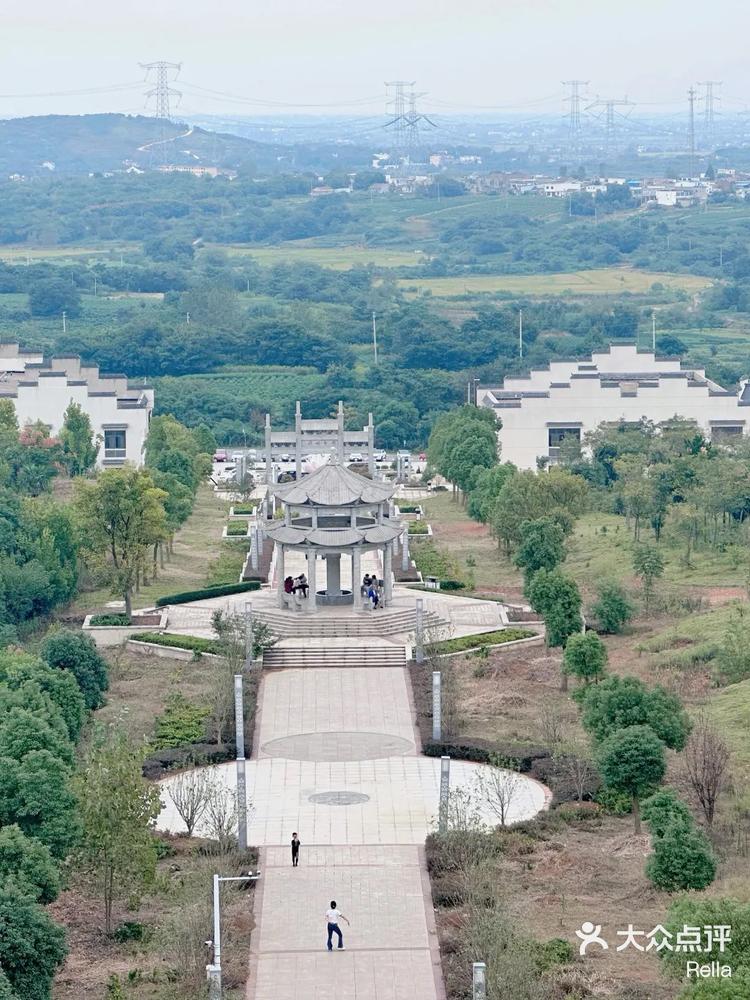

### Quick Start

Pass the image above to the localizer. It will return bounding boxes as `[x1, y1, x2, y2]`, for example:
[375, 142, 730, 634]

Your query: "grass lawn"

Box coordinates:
[711, 679, 750, 780]
[399, 268, 713, 298]
[75, 484, 235, 611]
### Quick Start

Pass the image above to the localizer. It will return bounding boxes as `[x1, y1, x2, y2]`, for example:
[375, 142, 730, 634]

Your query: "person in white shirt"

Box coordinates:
[325, 900, 350, 951]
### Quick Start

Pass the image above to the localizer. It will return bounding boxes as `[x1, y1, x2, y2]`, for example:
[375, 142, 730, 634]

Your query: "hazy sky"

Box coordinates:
[1, 0, 746, 119]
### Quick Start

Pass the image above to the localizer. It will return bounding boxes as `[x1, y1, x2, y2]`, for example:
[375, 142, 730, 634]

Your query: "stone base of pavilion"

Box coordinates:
[163, 580, 519, 647]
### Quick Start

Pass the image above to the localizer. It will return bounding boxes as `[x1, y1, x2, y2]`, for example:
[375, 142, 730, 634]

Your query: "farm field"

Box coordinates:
[0, 243, 135, 263]
[214, 242, 426, 270]
[399, 267, 714, 297]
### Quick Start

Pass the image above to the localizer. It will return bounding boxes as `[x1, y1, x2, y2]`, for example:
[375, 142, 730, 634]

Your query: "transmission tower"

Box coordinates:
[688, 86, 697, 175]
[585, 96, 635, 155]
[385, 81, 434, 161]
[562, 79, 589, 154]
[140, 61, 182, 120]
[385, 81, 413, 155]
[697, 80, 722, 149]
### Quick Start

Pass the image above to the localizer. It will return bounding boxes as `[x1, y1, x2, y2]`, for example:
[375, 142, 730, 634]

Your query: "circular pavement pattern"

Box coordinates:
[308, 791, 371, 806]
[260, 730, 414, 762]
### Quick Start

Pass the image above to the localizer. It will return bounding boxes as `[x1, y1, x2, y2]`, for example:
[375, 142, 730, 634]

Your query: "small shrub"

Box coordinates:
[646, 820, 716, 892]
[591, 581, 633, 634]
[642, 789, 693, 839]
[112, 922, 151, 944]
[439, 578, 466, 590]
[555, 801, 603, 824]
[534, 938, 575, 972]
[152, 694, 210, 750]
[595, 787, 632, 815]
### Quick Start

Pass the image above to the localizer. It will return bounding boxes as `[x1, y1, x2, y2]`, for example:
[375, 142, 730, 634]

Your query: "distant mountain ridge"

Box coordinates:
[0, 113, 281, 176]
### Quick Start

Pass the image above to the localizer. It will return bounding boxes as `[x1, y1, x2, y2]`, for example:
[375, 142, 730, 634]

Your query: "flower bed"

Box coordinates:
[407, 521, 430, 535]
[230, 504, 256, 516]
[88, 613, 162, 627]
[154, 580, 260, 607]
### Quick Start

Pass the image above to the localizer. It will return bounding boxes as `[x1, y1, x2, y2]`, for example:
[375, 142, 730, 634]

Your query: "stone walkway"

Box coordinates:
[157, 667, 549, 999]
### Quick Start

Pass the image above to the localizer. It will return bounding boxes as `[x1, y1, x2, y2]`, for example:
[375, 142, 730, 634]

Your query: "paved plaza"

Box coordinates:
[156, 666, 549, 1000]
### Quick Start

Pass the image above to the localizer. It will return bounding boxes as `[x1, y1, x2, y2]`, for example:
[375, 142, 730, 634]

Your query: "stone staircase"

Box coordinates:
[253, 606, 449, 639]
[262, 641, 407, 670]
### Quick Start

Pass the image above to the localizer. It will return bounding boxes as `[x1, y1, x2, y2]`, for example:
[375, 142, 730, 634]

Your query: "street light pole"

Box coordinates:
[234, 674, 247, 851]
[207, 871, 261, 998]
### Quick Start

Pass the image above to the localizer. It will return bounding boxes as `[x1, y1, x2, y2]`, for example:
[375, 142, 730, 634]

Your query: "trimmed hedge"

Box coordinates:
[424, 739, 551, 772]
[439, 579, 466, 591]
[226, 521, 249, 536]
[428, 627, 535, 655]
[231, 504, 255, 514]
[155, 580, 260, 607]
[142, 742, 235, 780]
[89, 613, 131, 627]
[398, 504, 422, 514]
[408, 521, 429, 535]
[130, 632, 223, 655]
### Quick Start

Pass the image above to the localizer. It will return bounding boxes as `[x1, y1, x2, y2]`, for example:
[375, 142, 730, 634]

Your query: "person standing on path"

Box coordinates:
[325, 900, 349, 951]
[291, 832, 301, 867]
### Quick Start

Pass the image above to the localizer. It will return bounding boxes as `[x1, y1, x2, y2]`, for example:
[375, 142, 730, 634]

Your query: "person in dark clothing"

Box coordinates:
[291, 832, 301, 866]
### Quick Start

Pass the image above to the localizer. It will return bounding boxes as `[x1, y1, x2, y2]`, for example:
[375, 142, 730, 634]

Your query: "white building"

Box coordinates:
[0, 343, 153, 467]
[478, 344, 749, 470]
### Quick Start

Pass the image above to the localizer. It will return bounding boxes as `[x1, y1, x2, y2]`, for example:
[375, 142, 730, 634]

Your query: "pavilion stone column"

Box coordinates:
[307, 547, 318, 612]
[326, 553, 342, 597]
[383, 543, 393, 605]
[401, 529, 410, 572]
[276, 543, 285, 608]
[351, 547, 361, 613]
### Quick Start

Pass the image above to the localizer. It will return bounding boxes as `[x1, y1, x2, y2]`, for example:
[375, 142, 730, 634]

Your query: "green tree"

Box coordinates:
[0, 888, 67, 1000]
[514, 517, 566, 592]
[646, 818, 716, 891]
[74, 467, 167, 616]
[74, 727, 161, 933]
[591, 580, 633, 634]
[0, 650, 86, 742]
[59, 401, 99, 477]
[563, 631, 608, 686]
[0, 706, 73, 766]
[598, 725, 667, 833]
[0, 750, 78, 859]
[0, 825, 60, 903]
[40, 630, 108, 711]
[642, 788, 694, 839]
[28, 278, 81, 318]
[580, 675, 690, 750]
[527, 568, 582, 689]
[632, 544, 665, 611]
[466, 462, 516, 523]
[659, 898, 750, 986]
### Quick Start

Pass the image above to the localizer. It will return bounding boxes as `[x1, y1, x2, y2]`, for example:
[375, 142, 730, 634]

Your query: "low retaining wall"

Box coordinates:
[125, 638, 226, 662]
[83, 610, 168, 648]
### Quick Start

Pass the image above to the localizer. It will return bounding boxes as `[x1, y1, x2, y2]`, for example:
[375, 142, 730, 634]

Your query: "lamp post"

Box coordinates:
[207, 871, 261, 999]
[234, 674, 247, 851]
[472, 961, 487, 999]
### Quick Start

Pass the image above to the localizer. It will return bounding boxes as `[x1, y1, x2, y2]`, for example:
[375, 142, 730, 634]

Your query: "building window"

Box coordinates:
[548, 427, 581, 448]
[104, 428, 127, 459]
[712, 425, 743, 441]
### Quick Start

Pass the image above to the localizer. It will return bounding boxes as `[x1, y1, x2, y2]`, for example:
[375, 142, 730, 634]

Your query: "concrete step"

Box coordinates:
[254, 608, 447, 638]
[262, 645, 407, 670]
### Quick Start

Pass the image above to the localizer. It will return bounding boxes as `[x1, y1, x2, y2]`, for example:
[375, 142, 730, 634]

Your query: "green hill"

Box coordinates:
[0, 113, 280, 176]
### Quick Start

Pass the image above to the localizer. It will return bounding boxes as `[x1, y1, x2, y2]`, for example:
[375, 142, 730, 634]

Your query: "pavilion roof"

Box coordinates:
[264, 521, 401, 548]
[271, 460, 394, 507]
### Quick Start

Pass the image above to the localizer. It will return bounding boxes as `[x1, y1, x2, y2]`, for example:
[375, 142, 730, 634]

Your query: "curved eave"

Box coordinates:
[265, 523, 402, 547]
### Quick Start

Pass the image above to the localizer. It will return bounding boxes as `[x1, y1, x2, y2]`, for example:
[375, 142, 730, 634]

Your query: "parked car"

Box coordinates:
[373, 449, 387, 462]
[348, 452, 365, 464]
[418, 452, 427, 461]
[213, 450, 228, 462]
[279, 453, 292, 463]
